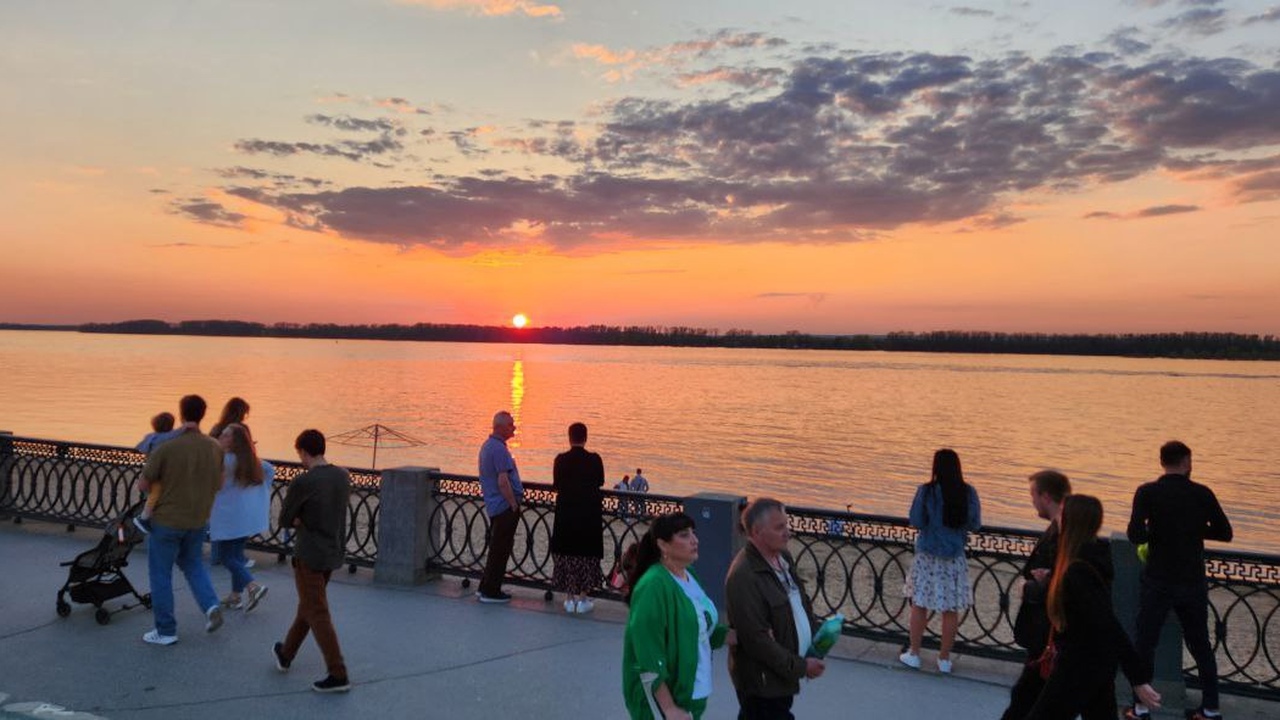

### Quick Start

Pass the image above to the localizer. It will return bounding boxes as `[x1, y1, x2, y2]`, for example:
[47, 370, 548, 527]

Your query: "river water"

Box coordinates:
[2, 330, 1277, 551]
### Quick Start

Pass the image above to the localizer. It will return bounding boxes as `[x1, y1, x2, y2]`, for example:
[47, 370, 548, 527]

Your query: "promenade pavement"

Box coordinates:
[0, 520, 1271, 720]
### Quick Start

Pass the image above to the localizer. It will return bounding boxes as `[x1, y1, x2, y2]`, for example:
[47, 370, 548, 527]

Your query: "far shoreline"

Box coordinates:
[2, 321, 1279, 361]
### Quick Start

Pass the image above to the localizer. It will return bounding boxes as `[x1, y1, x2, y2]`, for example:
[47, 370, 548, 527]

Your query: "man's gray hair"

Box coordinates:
[492, 411, 513, 428]
[741, 497, 786, 534]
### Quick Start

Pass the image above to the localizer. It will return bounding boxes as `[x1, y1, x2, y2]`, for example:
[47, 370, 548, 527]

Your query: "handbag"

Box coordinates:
[1030, 627, 1057, 680]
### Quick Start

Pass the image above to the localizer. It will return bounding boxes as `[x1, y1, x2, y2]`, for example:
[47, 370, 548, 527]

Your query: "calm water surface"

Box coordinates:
[2, 330, 1277, 551]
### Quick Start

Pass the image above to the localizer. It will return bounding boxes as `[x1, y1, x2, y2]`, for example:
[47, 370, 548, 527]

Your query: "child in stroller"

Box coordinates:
[55, 499, 152, 624]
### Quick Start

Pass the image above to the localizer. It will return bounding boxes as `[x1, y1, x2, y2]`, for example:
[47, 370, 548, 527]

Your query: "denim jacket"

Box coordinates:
[908, 483, 981, 558]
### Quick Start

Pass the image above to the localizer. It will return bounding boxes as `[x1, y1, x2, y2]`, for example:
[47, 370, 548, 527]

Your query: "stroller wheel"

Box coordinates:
[95, 608, 111, 625]
[56, 600, 71, 618]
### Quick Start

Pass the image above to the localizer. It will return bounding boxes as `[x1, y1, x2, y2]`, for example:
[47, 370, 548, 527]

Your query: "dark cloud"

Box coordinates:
[234, 135, 404, 163]
[171, 200, 247, 228]
[305, 114, 406, 135]
[216, 166, 328, 188]
[148, 188, 171, 194]
[1136, 203, 1201, 216]
[1243, 7, 1280, 25]
[1105, 27, 1152, 55]
[200, 47, 1280, 253]
[1084, 204, 1200, 219]
[1160, 8, 1227, 35]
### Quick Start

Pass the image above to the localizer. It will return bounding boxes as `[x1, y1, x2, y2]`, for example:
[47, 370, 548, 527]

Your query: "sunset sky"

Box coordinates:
[2, 0, 1278, 334]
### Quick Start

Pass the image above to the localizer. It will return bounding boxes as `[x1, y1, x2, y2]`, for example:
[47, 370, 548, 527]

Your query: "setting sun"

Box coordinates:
[512, 313, 529, 329]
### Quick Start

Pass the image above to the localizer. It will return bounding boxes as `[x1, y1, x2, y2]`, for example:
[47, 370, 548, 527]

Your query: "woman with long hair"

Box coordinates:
[622, 513, 730, 720]
[900, 448, 981, 673]
[208, 423, 272, 612]
[1025, 495, 1161, 719]
[209, 397, 250, 440]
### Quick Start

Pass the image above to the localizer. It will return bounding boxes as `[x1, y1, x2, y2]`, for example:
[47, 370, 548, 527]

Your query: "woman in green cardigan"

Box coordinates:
[622, 513, 730, 720]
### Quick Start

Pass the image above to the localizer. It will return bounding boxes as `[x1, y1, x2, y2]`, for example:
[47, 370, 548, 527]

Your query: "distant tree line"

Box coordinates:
[62, 320, 1280, 360]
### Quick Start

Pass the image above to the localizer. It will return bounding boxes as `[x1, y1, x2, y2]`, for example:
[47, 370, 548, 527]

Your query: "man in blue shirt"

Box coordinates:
[477, 411, 524, 603]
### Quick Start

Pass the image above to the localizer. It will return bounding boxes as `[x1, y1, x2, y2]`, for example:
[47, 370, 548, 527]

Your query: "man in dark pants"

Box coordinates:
[273, 429, 352, 693]
[477, 410, 524, 603]
[1125, 441, 1233, 720]
[726, 498, 825, 720]
[1000, 470, 1071, 720]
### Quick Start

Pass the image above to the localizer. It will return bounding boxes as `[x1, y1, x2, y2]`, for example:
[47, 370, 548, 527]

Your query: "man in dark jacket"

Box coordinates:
[272, 429, 352, 693]
[1000, 469, 1071, 720]
[1126, 441, 1232, 720]
[725, 498, 825, 720]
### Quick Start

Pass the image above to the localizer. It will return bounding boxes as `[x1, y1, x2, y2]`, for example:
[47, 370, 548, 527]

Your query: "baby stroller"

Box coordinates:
[55, 499, 152, 624]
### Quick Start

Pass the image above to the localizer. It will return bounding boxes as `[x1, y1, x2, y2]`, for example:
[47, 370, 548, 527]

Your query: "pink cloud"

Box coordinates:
[396, 0, 562, 19]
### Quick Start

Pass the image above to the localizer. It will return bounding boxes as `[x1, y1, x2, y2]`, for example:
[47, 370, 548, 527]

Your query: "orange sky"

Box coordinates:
[2, 1, 1278, 334]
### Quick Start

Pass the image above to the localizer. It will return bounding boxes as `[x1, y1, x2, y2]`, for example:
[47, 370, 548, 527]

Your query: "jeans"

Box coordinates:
[281, 558, 347, 680]
[147, 522, 219, 636]
[479, 508, 520, 597]
[213, 537, 253, 593]
[1134, 576, 1219, 710]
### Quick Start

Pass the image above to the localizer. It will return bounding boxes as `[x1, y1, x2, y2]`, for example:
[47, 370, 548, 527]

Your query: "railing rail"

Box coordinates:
[2, 436, 1277, 700]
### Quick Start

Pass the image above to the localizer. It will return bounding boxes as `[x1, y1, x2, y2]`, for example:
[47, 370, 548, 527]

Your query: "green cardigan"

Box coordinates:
[622, 564, 729, 719]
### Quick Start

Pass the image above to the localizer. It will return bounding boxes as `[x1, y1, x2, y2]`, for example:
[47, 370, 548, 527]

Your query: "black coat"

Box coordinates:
[550, 446, 605, 557]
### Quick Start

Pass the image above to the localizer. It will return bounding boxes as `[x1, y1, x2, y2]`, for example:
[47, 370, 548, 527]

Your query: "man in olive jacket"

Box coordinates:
[725, 498, 825, 720]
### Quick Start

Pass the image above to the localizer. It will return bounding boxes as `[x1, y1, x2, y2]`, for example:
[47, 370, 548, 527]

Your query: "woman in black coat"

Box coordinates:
[551, 422, 605, 614]
[1024, 495, 1161, 720]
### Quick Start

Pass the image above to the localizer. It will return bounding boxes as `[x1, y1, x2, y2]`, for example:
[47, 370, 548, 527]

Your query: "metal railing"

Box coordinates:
[2, 435, 1277, 699]
[0, 436, 379, 571]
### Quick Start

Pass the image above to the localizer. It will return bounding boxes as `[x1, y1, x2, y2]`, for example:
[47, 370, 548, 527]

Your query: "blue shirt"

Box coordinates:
[908, 482, 982, 558]
[136, 429, 183, 454]
[478, 433, 523, 517]
[209, 457, 274, 541]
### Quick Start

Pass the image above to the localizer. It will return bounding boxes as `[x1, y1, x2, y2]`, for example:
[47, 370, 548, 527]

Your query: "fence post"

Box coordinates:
[1111, 532, 1186, 716]
[0, 432, 12, 518]
[683, 492, 746, 612]
[374, 466, 439, 586]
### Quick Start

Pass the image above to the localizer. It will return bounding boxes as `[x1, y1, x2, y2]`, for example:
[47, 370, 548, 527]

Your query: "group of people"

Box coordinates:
[600, 441, 1233, 720]
[134, 394, 355, 694]
[133, 402, 1236, 718]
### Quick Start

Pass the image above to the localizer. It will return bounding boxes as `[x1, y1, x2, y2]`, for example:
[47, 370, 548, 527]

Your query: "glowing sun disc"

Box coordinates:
[512, 313, 529, 329]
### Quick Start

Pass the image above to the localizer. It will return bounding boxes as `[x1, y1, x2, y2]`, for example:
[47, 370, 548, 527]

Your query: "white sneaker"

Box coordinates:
[205, 605, 224, 633]
[575, 599, 595, 614]
[143, 629, 178, 646]
[244, 585, 268, 613]
[898, 650, 921, 669]
[244, 558, 256, 569]
[563, 599, 576, 614]
[937, 658, 953, 674]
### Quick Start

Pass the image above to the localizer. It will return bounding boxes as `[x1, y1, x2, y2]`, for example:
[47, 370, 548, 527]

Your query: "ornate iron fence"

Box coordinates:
[0, 436, 379, 571]
[426, 471, 682, 600]
[2, 436, 1277, 699]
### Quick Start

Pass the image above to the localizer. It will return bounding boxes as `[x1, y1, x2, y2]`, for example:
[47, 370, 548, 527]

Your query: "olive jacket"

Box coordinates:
[725, 543, 819, 699]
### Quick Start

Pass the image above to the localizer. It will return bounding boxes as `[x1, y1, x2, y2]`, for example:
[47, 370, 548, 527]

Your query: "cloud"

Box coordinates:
[1160, 8, 1227, 35]
[197, 46, 1280, 254]
[1243, 6, 1280, 25]
[171, 199, 247, 228]
[305, 114, 405, 134]
[571, 31, 787, 83]
[1136, 203, 1201, 216]
[234, 133, 404, 163]
[755, 292, 829, 305]
[395, 0, 561, 19]
[1084, 204, 1201, 219]
[950, 7, 996, 17]
[1105, 27, 1153, 55]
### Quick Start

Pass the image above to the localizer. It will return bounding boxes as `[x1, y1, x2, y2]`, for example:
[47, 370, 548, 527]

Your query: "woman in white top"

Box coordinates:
[210, 423, 272, 611]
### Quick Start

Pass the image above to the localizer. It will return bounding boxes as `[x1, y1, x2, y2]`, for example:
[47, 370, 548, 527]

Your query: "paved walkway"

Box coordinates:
[0, 521, 1270, 720]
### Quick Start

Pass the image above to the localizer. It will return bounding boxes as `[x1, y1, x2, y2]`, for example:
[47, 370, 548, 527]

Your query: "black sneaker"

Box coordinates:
[477, 591, 512, 604]
[1187, 710, 1223, 720]
[312, 675, 351, 693]
[272, 642, 291, 673]
[1124, 707, 1150, 720]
